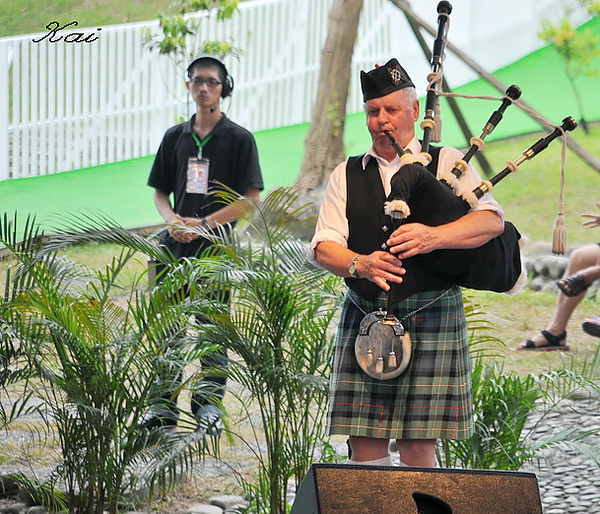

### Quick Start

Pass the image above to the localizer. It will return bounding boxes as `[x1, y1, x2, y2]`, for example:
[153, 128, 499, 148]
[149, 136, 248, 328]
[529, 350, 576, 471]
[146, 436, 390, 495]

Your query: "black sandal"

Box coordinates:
[519, 329, 569, 351]
[582, 316, 600, 338]
[557, 273, 590, 297]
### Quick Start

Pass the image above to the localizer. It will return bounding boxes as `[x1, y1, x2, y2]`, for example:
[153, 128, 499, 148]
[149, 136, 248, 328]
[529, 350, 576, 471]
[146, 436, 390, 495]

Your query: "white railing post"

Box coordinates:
[0, 41, 9, 180]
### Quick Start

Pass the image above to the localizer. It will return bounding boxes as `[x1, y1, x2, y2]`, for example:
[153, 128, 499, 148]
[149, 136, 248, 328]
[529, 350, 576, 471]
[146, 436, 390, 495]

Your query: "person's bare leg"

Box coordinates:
[348, 436, 391, 463]
[396, 439, 437, 467]
[520, 244, 600, 348]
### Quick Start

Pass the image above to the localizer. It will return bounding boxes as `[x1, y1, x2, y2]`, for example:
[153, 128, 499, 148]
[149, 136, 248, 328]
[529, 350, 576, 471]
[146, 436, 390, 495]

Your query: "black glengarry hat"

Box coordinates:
[360, 58, 415, 101]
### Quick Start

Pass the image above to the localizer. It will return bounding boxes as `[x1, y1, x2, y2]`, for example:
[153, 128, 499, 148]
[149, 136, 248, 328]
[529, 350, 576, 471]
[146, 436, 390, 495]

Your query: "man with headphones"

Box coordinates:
[147, 55, 264, 433]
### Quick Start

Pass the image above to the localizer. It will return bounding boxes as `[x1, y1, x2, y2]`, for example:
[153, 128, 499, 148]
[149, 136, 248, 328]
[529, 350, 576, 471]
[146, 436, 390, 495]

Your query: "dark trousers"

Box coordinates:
[151, 259, 229, 415]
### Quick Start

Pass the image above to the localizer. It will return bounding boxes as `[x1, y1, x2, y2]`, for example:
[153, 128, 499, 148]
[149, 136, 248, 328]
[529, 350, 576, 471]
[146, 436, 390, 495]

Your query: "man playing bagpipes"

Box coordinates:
[307, 58, 505, 468]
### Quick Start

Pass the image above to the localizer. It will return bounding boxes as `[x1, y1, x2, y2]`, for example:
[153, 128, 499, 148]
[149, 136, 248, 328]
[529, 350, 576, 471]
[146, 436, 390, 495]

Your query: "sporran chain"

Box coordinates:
[349, 287, 452, 322]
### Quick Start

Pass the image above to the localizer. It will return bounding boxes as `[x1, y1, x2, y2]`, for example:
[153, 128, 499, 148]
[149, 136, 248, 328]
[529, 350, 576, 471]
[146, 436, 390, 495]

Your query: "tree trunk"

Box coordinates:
[293, 0, 364, 194]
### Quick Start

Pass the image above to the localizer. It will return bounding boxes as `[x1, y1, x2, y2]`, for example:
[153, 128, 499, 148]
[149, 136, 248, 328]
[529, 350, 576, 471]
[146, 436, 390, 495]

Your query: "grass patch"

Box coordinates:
[0, 0, 252, 37]
[0, 0, 176, 37]
[468, 288, 600, 376]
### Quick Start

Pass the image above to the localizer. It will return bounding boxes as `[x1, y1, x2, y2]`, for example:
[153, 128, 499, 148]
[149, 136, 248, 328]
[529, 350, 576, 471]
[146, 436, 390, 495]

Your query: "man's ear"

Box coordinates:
[412, 99, 420, 122]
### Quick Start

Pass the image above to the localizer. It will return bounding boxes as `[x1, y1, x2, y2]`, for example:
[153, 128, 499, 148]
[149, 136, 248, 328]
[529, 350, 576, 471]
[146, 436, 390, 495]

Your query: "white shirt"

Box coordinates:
[307, 136, 504, 265]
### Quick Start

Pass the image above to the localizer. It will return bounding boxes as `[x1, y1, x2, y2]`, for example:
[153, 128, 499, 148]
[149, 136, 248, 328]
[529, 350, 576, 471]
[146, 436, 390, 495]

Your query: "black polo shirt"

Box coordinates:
[148, 114, 264, 258]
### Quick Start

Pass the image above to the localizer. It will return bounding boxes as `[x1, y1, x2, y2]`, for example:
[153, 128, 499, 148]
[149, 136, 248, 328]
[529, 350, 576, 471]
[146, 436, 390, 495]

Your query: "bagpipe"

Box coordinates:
[380, 1, 577, 302]
[384, 117, 576, 302]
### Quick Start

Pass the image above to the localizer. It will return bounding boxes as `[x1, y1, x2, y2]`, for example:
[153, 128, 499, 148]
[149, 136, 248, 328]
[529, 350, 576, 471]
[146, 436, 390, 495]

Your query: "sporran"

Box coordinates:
[354, 309, 412, 380]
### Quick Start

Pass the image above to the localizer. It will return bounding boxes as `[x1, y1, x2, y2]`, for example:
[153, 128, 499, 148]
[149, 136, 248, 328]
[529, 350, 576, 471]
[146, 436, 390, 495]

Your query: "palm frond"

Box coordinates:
[37, 211, 177, 267]
[0, 472, 68, 511]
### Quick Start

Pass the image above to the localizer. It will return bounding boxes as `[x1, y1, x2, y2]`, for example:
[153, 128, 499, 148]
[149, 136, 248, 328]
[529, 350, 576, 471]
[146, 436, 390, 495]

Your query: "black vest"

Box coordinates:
[344, 146, 444, 300]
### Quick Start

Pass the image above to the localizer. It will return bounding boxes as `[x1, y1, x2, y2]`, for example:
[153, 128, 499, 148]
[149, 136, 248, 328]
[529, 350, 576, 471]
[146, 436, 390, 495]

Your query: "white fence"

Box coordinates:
[0, 0, 587, 180]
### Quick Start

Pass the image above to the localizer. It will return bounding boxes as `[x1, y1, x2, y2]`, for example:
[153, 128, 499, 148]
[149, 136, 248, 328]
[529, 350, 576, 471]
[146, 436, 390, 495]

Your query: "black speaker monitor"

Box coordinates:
[291, 463, 542, 513]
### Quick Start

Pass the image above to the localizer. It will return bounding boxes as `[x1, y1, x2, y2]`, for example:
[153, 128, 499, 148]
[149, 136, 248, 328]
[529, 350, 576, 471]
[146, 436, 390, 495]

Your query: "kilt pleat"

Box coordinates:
[326, 285, 473, 441]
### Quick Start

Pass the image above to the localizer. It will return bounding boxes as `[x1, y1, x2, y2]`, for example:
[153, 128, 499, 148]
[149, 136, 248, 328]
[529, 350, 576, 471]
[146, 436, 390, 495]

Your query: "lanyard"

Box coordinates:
[191, 132, 212, 159]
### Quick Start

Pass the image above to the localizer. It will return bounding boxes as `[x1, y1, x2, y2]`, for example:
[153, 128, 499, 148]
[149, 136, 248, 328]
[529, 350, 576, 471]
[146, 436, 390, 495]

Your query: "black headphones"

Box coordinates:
[187, 55, 234, 99]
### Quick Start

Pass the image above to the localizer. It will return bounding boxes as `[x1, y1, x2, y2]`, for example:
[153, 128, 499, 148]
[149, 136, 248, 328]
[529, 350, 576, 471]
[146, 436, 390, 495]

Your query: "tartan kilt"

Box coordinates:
[326, 285, 473, 441]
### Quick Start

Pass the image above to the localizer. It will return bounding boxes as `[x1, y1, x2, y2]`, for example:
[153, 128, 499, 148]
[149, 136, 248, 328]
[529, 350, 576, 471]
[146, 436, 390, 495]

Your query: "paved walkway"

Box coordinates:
[522, 397, 600, 513]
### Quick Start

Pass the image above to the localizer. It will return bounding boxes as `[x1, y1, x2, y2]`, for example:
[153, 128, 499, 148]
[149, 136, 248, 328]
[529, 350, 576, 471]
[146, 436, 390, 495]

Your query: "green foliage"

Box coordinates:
[0, 216, 45, 430]
[576, 0, 600, 16]
[189, 188, 341, 513]
[539, 18, 600, 79]
[148, 14, 194, 55]
[538, 3, 600, 130]
[0, 213, 221, 513]
[142, 0, 241, 72]
[2, 188, 340, 513]
[0, 473, 68, 511]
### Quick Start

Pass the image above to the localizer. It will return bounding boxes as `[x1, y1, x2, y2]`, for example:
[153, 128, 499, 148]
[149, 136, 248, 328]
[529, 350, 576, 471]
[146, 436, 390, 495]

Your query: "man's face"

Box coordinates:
[365, 89, 419, 157]
[186, 63, 224, 110]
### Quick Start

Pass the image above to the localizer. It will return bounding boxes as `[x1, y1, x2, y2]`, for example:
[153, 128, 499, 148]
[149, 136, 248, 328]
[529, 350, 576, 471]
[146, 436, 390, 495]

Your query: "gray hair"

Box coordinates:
[363, 86, 418, 110]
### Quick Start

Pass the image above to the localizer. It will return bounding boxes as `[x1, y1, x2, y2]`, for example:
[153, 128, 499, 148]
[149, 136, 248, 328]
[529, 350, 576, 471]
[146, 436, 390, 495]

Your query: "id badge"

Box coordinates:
[186, 157, 209, 194]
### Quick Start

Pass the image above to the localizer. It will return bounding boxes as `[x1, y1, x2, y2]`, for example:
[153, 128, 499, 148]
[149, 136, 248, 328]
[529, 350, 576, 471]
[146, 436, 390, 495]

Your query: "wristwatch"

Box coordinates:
[348, 254, 361, 278]
[200, 217, 211, 230]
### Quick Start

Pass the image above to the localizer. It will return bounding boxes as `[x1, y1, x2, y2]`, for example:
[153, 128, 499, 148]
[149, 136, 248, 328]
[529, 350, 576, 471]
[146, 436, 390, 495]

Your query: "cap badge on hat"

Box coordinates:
[388, 64, 404, 86]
